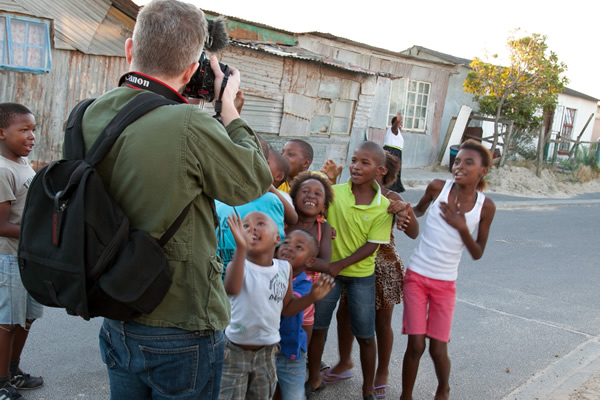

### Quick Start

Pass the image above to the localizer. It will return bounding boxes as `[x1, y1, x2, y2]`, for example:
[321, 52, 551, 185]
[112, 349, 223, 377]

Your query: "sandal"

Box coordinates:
[320, 368, 354, 384]
[374, 384, 387, 399]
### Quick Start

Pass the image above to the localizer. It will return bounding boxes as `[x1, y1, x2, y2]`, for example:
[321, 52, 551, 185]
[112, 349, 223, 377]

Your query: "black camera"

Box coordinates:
[184, 51, 228, 102]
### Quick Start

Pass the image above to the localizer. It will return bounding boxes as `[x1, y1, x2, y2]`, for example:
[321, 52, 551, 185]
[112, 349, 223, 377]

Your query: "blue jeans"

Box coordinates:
[275, 352, 306, 400]
[99, 318, 224, 399]
[313, 274, 376, 339]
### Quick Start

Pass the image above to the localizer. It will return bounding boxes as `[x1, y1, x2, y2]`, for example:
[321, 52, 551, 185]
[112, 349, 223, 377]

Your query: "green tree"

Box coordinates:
[464, 31, 568, 174]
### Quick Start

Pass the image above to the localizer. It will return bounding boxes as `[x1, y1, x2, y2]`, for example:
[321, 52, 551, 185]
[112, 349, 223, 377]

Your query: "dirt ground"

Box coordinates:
[484, 164, 600, 198]
[569, 373, 600, 400]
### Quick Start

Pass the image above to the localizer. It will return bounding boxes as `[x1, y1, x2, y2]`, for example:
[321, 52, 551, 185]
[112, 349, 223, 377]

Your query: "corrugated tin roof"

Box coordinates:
[404, 45, 473, 66]
[230, 39, 375, 75]
[1, 0, 138, 57]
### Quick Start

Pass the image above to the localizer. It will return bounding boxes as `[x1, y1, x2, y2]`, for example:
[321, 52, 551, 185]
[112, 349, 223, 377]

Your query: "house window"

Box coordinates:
[388, 78, 431, 133]
[311, 100, 354, 135]
[558, 107, 576, 154]
[0, 14, 52, 73]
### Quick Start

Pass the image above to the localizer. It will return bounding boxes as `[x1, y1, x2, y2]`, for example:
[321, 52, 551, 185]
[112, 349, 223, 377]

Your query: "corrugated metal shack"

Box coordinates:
[2, 2, 456, 173]
[207, 14, 456, 174]
[0, 0, 136, 169]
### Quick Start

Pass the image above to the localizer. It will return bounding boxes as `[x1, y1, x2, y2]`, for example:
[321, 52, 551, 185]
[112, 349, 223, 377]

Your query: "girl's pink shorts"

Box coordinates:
[402, 269, 456, 343]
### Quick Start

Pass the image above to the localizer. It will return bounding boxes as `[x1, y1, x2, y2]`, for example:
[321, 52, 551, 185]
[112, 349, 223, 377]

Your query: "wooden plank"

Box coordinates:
[437, 117, 456, 163]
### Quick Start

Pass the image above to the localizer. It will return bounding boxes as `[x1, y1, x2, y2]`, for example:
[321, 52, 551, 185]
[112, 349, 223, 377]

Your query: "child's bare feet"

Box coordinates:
[434, 385, 450, 400]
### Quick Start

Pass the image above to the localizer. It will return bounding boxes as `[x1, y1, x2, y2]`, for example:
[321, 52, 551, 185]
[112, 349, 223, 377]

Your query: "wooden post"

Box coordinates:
[536, 125, 545, 178]
[568, 112, 595, 162]
[499, 120, 514, 167]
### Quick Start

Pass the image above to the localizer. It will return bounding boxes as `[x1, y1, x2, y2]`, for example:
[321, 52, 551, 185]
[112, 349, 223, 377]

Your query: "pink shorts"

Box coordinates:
[402, 269, 456, 343]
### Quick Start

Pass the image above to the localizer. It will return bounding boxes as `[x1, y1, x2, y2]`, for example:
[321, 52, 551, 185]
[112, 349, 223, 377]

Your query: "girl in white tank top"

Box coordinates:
[400, 140, 497, 400]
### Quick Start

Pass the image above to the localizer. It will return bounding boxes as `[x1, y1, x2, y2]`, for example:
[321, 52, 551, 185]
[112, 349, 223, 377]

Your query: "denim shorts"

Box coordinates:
[275, 351, 306, 400]
[313, 274, 375, 339]
[0, 254, 43, 327]
[99, 318, 224, 400]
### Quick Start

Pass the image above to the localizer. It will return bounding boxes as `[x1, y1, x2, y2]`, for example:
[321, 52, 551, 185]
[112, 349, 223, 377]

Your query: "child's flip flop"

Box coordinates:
[320, 368, 354, 384]
[374, 384, 387, 399]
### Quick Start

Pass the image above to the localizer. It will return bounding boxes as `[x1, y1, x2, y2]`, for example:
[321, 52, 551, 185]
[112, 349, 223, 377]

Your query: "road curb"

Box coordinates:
[502, 337, 600, 400]
[495, 199, 600, 210]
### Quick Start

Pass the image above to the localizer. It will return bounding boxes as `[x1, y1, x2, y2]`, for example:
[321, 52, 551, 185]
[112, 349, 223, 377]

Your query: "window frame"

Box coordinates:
[558, 107, 576, 154]
[310, 99, 355, 136]
[0, 13, 52, 73]
[388, 78, 431, 133]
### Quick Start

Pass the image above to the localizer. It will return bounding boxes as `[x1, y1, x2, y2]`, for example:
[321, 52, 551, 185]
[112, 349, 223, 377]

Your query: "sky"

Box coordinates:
[134, 0, 600, 100]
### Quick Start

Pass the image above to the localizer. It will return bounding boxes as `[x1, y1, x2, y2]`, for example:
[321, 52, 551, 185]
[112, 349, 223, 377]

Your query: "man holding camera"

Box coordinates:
[82, 1, 272, 398]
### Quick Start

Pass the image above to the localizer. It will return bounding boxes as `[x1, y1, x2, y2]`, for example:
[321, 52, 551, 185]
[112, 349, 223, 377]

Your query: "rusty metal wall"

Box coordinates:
[0, 48, 128, 168]
[219, 47, 285, 135]
[18, 0, 111, 51]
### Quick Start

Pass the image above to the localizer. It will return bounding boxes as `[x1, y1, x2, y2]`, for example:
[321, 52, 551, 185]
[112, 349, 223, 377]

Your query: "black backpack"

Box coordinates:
[18, 92, 189, 321]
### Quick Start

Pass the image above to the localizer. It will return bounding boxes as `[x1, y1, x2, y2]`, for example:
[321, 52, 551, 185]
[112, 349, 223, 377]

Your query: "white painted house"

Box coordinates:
[548, 88, 599, 159]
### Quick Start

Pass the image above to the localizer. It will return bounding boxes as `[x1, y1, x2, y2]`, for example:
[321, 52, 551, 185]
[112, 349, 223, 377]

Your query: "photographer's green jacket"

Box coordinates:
[80, 86, 272, 331]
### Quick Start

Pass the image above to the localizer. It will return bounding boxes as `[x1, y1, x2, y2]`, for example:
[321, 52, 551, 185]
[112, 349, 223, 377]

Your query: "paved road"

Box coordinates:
[20, 191, 600, 399]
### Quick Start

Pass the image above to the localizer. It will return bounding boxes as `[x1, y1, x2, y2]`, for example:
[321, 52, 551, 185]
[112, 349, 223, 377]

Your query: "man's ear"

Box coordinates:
[377, 165, 388, 177]
[274, 234, 282, 246]
[182, 62, 199, 85]
[125, 38, 133, 64]
[305, 256, 316, 268]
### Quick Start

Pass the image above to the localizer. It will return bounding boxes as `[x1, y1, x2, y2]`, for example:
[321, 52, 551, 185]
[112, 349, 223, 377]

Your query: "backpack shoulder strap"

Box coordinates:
[63, 98, 96, 160]
[85, 92, 178, 166]
[158, 202, 192, 247]
[81, 92, 187, 245]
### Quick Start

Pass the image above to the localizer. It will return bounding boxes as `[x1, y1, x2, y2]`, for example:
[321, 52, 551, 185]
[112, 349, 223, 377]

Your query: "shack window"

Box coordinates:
[311, 100, 354, 135]
[0, 14, 52, 73]
[388, 78, 430, 133]
[558, 107, 576, 154]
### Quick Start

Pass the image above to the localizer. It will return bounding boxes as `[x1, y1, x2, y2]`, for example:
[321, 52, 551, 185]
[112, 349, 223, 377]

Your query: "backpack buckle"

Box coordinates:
[52, 191, 67, 246]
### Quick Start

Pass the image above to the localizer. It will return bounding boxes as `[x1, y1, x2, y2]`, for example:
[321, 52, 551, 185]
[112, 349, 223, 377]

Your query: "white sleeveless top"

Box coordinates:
[225, 258, 291, 346]
[408, 180, 485, 281]
[383, 127, 404, 150]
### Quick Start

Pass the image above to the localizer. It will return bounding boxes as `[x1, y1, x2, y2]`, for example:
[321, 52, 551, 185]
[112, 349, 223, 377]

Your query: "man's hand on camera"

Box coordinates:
[210, 55, 240, 126]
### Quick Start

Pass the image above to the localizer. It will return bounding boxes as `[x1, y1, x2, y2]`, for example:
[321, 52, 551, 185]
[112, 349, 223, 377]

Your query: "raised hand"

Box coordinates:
[320, 158, 343, 185]
[310, 273, 335, 301]
[227, 212, 248, 251]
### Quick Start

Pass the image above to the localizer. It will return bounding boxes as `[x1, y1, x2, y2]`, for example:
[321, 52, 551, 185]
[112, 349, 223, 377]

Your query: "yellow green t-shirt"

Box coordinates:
[277, 180, 291, 193]
[328, 181, 393, 277]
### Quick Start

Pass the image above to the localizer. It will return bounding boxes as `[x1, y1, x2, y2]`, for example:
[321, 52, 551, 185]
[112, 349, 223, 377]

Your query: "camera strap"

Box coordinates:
[213, 65, 230, 124]
[119, 72, 187, 104]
